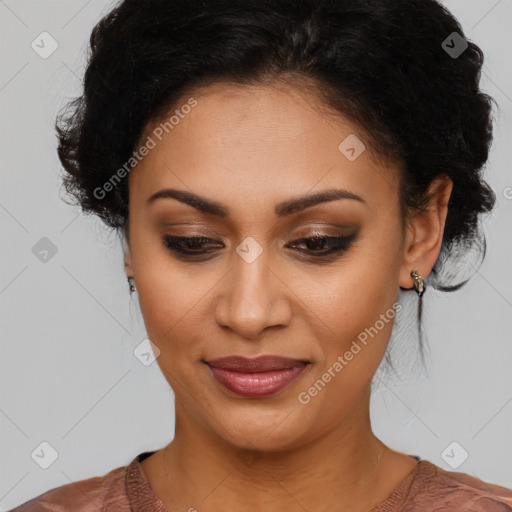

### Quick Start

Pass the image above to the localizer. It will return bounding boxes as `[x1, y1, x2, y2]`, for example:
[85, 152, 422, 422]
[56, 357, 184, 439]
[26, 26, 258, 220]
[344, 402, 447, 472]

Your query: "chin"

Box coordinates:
[209, 407, 313, 453]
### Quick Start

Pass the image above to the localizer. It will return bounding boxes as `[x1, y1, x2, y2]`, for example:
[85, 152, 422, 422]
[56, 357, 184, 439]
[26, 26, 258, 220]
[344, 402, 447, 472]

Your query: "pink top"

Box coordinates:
[10, 451, 512, 511]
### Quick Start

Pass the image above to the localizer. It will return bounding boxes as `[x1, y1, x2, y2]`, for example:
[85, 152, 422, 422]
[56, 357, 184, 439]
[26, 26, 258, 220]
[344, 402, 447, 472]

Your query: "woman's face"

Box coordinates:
[125, 81, 417, 451]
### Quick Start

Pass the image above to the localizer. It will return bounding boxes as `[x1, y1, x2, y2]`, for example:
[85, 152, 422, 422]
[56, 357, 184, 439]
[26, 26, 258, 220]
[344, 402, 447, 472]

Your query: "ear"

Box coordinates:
[123, 236, 133, 277]
[399, 174, 453, 289]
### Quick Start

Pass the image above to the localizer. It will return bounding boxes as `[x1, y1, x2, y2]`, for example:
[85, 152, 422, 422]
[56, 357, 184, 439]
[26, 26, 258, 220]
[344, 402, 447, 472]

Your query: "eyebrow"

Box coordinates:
[146, 187, 365, 217]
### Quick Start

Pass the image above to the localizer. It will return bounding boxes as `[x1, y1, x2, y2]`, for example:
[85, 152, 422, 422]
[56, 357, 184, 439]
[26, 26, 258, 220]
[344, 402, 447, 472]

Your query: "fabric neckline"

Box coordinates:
[125, 451, 425, 512]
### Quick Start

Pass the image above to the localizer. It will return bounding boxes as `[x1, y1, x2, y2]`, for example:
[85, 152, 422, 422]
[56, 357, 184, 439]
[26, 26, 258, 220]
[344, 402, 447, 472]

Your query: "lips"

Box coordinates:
[205, 355, 310, 373]
[204, 355, 311, 397]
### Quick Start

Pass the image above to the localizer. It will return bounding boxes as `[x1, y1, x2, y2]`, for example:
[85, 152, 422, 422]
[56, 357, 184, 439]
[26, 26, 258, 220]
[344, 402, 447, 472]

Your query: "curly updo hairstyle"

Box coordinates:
[56, 0, 497, 360]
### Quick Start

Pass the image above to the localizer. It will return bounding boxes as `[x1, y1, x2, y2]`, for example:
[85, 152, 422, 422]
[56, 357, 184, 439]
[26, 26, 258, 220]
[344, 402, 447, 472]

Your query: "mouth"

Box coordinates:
[203, 355, 312, 398]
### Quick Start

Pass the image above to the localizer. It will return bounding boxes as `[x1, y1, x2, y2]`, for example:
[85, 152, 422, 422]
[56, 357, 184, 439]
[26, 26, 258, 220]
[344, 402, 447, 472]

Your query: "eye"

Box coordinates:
[162, 232, 359, 261]
[286, 233, 358, 257]
[162, 236, 222, 256]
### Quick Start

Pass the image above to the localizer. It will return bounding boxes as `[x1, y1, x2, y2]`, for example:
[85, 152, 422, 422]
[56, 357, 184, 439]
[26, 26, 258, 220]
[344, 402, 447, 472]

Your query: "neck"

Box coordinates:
[151, 388, 405, 512]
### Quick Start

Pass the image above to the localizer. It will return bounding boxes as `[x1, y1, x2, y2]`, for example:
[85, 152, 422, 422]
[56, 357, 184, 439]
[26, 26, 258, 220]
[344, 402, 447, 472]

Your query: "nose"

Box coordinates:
[214, 250, 292, 340]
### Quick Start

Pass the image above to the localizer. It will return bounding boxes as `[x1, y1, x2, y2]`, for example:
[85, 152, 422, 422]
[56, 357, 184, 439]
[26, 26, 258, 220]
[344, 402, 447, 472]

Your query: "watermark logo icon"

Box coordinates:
[236, 237, 263, 264]
[32, 237, 58, 263]
[31, 441, 59, 469]
[441, 441, 469, 469]
[236, 442, 263, 467]
[441, 32, 468, 59]
[31, 32, 59, 59]
[133, 338, 161, 366]
[338, 134, 366, 161]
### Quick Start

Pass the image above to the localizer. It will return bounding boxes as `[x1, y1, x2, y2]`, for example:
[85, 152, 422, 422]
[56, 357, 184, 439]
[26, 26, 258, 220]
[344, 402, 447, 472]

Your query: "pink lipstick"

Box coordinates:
[205, 355, 310, 398]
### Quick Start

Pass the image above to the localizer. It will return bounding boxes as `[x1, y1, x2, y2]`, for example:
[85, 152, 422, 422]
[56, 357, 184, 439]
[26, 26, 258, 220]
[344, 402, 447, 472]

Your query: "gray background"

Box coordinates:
[1, 0, 511, 509]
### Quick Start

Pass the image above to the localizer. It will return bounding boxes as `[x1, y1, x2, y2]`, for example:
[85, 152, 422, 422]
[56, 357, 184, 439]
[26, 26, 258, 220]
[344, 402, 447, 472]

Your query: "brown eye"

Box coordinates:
[162, 236, 223, 256]
[287, 233, 358, 257]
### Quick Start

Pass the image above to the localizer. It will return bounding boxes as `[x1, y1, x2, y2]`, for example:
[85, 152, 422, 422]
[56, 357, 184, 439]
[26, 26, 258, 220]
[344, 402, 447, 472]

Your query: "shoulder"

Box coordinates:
[9, 463, 129, 512]
[405, 460, 512, 511]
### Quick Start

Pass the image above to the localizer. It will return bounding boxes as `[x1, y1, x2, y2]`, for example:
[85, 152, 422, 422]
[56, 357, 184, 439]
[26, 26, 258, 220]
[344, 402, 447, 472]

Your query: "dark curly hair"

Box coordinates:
[56, 0, 497, 361]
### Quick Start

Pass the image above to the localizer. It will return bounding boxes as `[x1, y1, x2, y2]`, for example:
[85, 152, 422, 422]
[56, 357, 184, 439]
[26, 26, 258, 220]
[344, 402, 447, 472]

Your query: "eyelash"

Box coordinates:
[161, 233, 358, 260]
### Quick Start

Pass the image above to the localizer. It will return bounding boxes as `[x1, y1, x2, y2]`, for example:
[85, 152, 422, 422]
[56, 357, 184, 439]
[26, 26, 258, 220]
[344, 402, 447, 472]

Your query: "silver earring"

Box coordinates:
[411, 269, 424, 297]
[127, 276, 136, 295]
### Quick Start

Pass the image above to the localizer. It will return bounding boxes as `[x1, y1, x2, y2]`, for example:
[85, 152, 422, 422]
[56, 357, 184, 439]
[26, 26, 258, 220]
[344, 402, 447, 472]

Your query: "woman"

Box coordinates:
[11, 0, 512, 510]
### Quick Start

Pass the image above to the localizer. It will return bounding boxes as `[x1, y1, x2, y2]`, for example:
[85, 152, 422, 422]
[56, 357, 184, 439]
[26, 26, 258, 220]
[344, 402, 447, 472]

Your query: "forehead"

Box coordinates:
[129, 81, 400, 216]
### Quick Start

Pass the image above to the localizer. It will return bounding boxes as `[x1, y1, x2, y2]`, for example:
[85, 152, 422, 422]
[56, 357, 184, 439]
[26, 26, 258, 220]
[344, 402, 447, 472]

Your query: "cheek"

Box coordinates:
[133, 254, 224, 384]
[304, 227, 402, 371]
[137, 272, 206, 348]
[293, 266, 399, 432]
[304, 268, 397, 376]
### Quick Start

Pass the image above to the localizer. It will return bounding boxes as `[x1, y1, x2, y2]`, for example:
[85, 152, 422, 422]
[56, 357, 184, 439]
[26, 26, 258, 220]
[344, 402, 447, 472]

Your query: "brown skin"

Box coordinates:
[124, 81, 453, 512]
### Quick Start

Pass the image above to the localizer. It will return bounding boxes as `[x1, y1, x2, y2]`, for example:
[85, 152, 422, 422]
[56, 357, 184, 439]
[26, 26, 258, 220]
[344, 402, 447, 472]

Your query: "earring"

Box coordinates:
[411, 269, 425, 297]
[127, 276, 136, 295]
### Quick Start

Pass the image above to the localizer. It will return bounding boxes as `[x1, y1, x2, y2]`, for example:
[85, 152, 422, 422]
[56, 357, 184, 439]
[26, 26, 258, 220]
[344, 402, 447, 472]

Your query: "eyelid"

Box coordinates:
[287, 224, 359, 240]
[291, 227, 353, 237]
[162, 223, 358, 241]
[160, 222, 225, 237]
